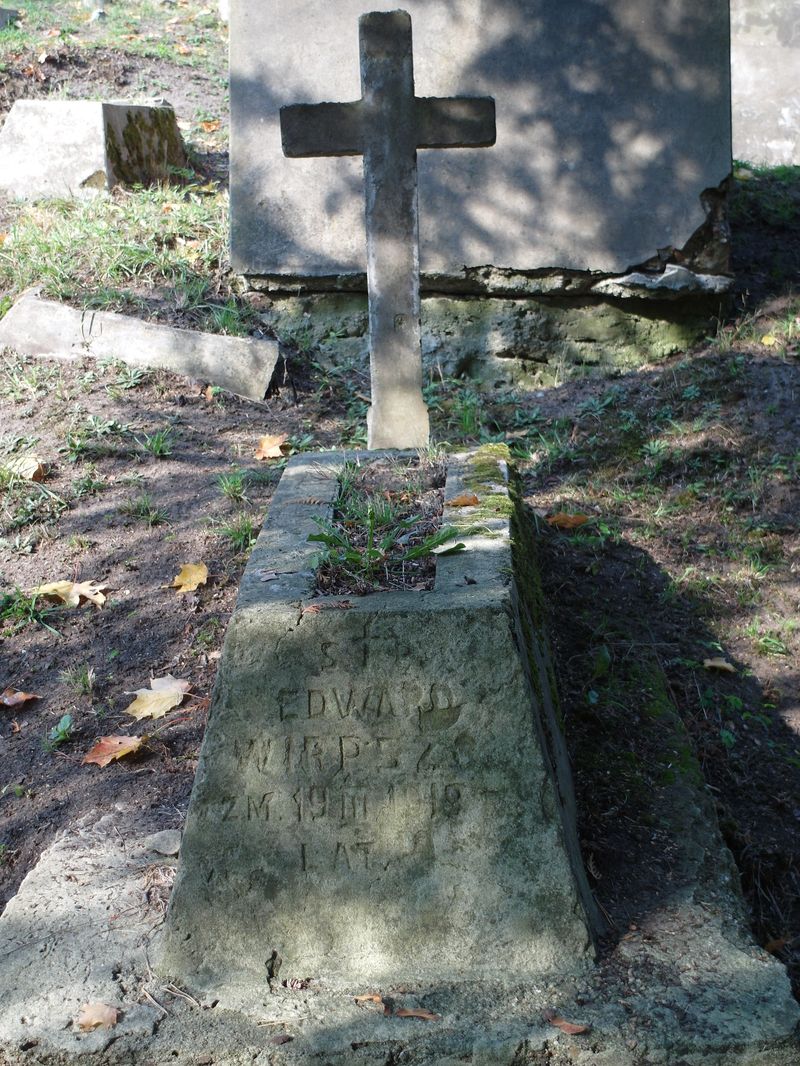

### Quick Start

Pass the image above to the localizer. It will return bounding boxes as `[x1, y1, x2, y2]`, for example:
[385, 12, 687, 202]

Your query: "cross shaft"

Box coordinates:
[281, 10, 495, 449]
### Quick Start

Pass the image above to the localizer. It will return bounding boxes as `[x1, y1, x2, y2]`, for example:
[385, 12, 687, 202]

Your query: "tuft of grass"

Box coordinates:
[0, 588, 60, 635]
[119, 493, 169, 526]
[217, 470, 248, 504]
[219, 513, 258, 554]
[60, 663, 95, 697]
[137, 428, 174, 458]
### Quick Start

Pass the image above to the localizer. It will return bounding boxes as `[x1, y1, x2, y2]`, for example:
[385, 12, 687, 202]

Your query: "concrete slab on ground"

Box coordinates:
[0, 100, 186, 200]
[0, 293, 279, 401]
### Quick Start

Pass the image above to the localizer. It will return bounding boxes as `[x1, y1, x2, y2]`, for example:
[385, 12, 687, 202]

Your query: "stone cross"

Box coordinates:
[280, 9, 495, 449]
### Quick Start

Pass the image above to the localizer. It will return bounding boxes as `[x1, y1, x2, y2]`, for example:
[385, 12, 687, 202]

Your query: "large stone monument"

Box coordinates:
[731, 0, 800, 166]
[162, 450, 599, 986]
[230, 0, 733, 380]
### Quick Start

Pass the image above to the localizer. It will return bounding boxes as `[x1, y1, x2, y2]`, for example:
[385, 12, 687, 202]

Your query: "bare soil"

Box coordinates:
[1, 21, 799, 1012]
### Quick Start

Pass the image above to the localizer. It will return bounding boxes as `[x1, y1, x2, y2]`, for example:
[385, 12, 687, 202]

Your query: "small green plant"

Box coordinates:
[217, 470, 247, 504]
[119, 493, 169, 526]
[72, 468, 107, 498]
[137, 428, 174, 458]
[0, 588, 59, 635]
[44, 714, 74, 752]
[60, 663, 95, 697]
[219, 513, 258, 554]
[113, 365, 149, 390]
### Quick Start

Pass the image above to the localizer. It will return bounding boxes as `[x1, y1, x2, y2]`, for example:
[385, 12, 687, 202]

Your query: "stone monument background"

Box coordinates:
[230, 0, 733, 380]
[731, 0, 800, 166]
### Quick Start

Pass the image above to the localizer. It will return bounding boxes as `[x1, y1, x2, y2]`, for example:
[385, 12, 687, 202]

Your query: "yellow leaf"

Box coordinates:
[176, 42, 191, 55]
[31, 580, 107, 608]
[166, 562, 208, 593]
[76, 1002, 119, 1031]
[83, 736, 143, 768]
[761, 334, 778, 347]
[124, 675, 190, 721]
[255, 433, 289, 460]
[4, 455, 49, 481]
[200, 119, 220, 132]
[546, 512, 590, 530]
[703, 657, 736, 674]
[447, 492, 480, 507]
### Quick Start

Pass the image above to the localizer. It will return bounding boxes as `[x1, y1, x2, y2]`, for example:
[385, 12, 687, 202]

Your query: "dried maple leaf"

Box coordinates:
[447, 491, 480, 507]
[546, 512, 590, 530]
[1, 687, 40, 706]
[125, 675, 190, 721]
[254, 433, 289, 460]
[166, 562, 208, 594]
[3, 455, 49, 481]
[542, 1008, 591, 1035]
[31, 580, 107, 608]
[83, 735, 143, 768]
[200, 119, 221, 132]
[703, 657, 736, 674]
[354, 993, 383, 1006]
[76, 1002, 119, 1031]
[394, 1007, 442, 1021]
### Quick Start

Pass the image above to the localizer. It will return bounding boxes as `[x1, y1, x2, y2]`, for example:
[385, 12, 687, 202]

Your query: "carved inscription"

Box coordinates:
[224, 665, 470, 874]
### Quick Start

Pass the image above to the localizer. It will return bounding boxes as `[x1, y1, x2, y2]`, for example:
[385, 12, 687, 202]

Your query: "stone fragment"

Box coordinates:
[162, 449, 600, 985]
[0, 293, 278, 402]
[0, 8, 19, 28]
[0, 100, 187, 200]
[143, 829, 182, 856]
[590, 264, 732, 298]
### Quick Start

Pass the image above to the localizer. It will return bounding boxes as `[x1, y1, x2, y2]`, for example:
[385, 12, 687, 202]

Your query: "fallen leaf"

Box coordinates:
[542, 1008, 591, 1035]
[166, 562, 208, 594]
[31, 580, 107, 608]
[546, 512, 590, 530]
[703, 657, 736, 674]
[764, 938, 788, 955]
[176, 42, 192, 55]
[394, 1008, 442, 1022]
[45, 27, 60, 37]
[447, 491, 480, 507]
[125, 675, 190, 721]
[200, 119, 221, 132]
[83, 735, 143, 767]
[354, 993, 383, 1006]
[3, 455, 49, 481]
[761, 334, 778, 347]
[76, 1002, 119, 1031]
[0, 687, 40, 707]
[255, 433, 289, 460]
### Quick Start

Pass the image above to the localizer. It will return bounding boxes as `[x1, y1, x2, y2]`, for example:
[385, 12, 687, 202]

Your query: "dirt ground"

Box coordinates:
[1, 3, 799, 1010]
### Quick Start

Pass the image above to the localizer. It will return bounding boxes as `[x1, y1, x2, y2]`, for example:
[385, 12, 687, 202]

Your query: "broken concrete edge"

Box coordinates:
[241, 261, 734, 300]
[0, 292, 279, 402]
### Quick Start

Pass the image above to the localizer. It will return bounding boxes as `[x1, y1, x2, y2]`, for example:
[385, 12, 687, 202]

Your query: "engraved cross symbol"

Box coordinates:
[280, 9, 496, 449]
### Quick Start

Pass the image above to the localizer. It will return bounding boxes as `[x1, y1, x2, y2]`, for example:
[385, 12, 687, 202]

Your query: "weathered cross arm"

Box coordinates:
[415, 97, 495, 149]
[281, 102, 364, 157]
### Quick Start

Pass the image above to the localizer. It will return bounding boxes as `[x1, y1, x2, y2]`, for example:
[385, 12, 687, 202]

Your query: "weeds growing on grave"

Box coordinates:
[309, 454, 465, 596]
[119, 493, 169, 527]
[0, 588, 60, 636]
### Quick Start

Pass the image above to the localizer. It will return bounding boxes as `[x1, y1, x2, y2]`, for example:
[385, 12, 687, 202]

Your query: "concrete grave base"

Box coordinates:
[0, 293, 279, 402]
[0, 454, 796, 1062]
[0, 100, 186, 200]
[161, 448, 600, 987]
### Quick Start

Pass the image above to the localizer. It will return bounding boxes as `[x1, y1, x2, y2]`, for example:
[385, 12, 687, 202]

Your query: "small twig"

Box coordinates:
[162, 982, 201, 1008]
[142, 987, 169, 1018]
